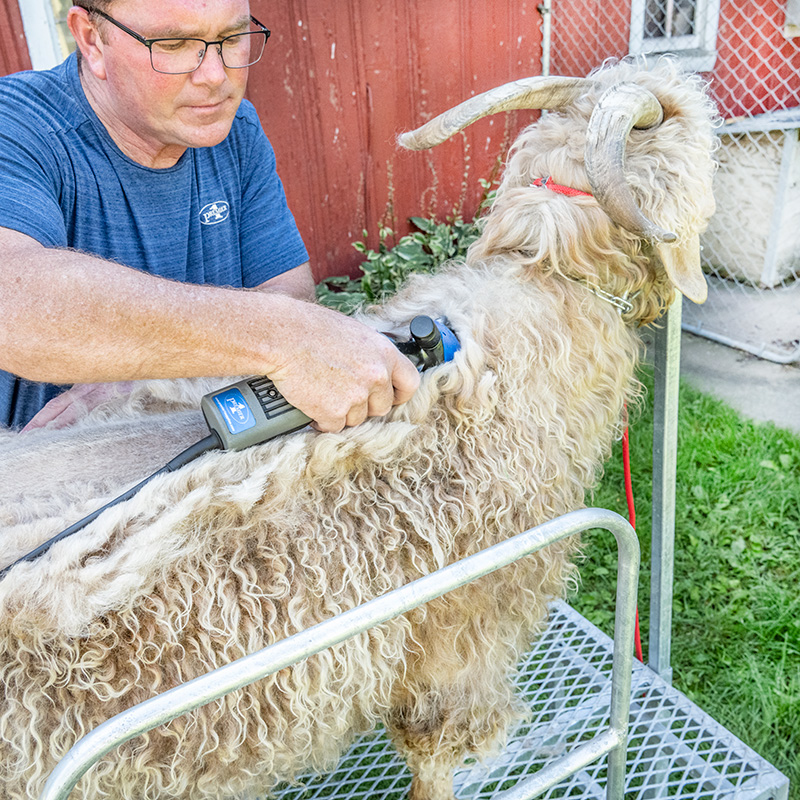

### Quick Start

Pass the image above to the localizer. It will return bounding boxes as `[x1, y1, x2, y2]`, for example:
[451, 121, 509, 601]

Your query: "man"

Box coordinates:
[0, 0, 419, 431]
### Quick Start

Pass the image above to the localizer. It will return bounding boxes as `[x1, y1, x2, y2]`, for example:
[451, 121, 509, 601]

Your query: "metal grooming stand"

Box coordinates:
[38, 302, 790, 800]
[39, 509, 640, 800]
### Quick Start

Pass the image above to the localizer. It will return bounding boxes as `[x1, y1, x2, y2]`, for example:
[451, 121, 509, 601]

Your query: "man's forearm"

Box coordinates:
[0, 232, 420, 431]
[1, 245, 295, 383]
[252, 261, 316, 302]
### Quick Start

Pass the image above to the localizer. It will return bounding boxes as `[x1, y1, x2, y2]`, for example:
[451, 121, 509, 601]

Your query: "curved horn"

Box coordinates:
[584, 82, 677, 243]
[398, 76, 593, 151]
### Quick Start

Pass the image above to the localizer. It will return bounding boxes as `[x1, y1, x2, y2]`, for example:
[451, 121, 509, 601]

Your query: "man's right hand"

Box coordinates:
[0, 228, 420, 432]
[265, 302, 420, 433]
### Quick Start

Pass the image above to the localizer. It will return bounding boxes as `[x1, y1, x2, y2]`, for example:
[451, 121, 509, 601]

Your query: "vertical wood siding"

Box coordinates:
[247, 0, 545, 280]
[0, 0, 31, 75]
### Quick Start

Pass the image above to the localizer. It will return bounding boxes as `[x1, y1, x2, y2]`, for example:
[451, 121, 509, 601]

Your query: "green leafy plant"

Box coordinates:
[316, 183, 495, 314]
[315, 217, 482, 314]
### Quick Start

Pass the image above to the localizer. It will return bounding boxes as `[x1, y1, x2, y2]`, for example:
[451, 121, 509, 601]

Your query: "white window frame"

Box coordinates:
[786, 0, 800, 38]
[18, 0, 71, 70]
[629, 0, 720, 72]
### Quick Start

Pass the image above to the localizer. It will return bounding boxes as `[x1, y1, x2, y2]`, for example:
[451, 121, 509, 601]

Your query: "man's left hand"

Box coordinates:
[22, 382, 135, 432]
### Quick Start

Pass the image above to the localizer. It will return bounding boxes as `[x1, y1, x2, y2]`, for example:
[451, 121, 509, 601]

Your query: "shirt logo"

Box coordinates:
[199, 200, 230, 225]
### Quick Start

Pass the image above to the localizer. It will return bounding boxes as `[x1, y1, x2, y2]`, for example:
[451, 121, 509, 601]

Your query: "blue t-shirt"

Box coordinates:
[0, 53, 309, 429]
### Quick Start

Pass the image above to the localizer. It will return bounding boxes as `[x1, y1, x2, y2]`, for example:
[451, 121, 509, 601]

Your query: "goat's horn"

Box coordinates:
[585, 82, 677, 243]
[398, 77, 593, 151]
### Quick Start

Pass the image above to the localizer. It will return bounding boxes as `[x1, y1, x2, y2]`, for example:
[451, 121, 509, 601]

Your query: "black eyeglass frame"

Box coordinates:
[85, 8, 271, 74]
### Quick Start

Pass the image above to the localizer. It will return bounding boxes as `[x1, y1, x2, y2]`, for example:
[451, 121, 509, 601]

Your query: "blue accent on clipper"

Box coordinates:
[434, 319, 461, 362]
[214, 388, 256, 435]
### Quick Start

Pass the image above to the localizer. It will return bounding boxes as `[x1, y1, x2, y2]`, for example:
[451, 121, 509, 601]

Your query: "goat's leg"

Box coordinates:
[387, 659, 520, 800]
[386, 595, 525, 800]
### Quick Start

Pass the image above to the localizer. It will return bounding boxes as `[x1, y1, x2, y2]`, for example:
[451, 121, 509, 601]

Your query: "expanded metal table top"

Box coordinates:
[272, 601, 789, 800]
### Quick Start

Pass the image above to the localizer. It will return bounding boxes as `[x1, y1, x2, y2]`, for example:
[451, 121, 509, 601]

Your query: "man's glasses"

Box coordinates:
[87, 8, 271, 75]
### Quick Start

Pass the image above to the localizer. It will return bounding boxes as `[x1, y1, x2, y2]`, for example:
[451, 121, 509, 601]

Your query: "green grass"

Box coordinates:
[573, 365, 800, 796]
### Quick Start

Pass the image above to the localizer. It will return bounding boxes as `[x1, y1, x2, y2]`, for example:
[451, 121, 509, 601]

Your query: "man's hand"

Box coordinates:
[19, 304, 420, 436]
[21, 382, 136, 432]
[266, 303, 420, 433]
[253, 268, 419, 431]
[0, 228, 419, 431]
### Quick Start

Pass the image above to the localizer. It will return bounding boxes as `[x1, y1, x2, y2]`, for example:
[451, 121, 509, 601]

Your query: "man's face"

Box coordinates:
[85, 0, 252, 165]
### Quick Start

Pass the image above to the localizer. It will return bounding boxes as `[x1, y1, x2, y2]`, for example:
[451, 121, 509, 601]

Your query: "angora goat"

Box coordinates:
[0, 59, 716, 800]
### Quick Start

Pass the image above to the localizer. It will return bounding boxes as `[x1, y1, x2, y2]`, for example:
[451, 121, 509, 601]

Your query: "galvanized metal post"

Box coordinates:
[649, 295, 682, 683]
[538, 0, 552, 78]
[762, 128, 798, 288]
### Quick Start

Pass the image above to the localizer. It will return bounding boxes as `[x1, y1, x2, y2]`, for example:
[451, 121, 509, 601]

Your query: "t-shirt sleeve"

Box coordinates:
[0, 102, 67, 248]
[236, 104, 309, 288]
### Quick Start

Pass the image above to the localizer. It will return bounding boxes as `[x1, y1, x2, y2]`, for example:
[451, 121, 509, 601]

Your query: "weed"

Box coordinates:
[316, 183, 494, 314]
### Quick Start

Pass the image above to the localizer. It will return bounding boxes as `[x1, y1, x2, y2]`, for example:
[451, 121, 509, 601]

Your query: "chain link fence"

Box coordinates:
[546, 0, 800, 363]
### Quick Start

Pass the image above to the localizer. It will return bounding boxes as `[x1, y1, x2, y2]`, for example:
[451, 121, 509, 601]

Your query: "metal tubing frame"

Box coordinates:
[538, 0, 552, 78]
[649, 296, 681, 683]
[761, 127, 797, 289]
[40, 507, 639, 800]
[682, 319, 800, 365]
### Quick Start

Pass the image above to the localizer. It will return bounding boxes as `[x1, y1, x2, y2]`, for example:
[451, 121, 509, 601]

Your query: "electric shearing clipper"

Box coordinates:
[1, 316, 460, 577]
[203, 315, 459, 450]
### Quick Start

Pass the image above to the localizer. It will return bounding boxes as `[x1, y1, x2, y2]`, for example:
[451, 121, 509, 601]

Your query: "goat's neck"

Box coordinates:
[561, 274, 637, 317]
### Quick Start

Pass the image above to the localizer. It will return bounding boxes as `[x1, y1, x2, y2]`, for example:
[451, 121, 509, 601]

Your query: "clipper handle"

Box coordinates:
[201, 315, 461, 451]
[201, 377, 311, 451]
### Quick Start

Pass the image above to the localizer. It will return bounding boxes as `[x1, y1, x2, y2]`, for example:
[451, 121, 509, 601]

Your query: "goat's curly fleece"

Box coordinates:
[0, 57, 716, 800]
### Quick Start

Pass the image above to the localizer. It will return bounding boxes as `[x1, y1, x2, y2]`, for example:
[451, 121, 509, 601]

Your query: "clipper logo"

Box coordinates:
[213, 388, 256, 435]
[199, 200, 230, 225]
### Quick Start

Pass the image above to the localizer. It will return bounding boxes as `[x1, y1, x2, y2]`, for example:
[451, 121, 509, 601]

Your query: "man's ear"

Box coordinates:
[67, 6, 107, 80]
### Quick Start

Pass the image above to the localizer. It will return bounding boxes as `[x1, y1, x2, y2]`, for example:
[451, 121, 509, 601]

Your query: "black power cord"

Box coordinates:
[0, 433, 221, 580]
[0, 316, 460, 581]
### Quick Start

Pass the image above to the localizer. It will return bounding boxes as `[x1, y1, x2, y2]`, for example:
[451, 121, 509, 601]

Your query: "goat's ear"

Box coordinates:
[655, 233, 708, 304]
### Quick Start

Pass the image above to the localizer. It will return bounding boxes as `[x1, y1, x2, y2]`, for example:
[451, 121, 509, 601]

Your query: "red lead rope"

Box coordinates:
[622, 414, 645, 662]
[531, 176, 593, 198]
[533, 171, 643, 659]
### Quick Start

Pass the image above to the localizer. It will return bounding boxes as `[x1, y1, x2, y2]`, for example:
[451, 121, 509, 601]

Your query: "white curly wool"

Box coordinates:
[0, 59, 717, 800]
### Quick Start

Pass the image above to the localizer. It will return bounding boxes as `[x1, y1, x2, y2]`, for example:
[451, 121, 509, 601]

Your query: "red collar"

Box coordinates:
[531, 176, 593, 198]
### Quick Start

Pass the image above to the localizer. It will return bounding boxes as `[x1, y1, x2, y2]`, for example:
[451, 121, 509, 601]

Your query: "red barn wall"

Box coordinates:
[711, 0, 800, 118]
[0, 0, 31, 75]
[247, 0, 546, 281]
[549, 0, 631, 76]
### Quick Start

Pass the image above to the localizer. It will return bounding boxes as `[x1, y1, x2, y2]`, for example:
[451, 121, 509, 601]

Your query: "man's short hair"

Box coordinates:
[74, 1, 114, 12]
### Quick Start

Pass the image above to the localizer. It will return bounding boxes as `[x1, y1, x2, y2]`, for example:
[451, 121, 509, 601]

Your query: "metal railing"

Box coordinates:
[40, 507, 639, 800]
